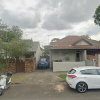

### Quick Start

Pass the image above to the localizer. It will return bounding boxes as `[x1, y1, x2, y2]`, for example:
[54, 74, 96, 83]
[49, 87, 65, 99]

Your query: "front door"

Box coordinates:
[76, 51, 80, 61]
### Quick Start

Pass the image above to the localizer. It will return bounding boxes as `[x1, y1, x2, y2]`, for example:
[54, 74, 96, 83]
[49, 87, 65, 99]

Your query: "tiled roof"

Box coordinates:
[50, 36, 100, 49]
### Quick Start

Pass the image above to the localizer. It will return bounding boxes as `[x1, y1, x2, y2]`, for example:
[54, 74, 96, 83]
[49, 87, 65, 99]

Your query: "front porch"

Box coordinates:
[50, 49, 87, 63]
[50, 49, 97, 72]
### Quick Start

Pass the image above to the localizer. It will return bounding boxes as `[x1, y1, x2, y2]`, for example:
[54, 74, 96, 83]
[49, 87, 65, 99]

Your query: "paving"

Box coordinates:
[1, 69, 100, 100]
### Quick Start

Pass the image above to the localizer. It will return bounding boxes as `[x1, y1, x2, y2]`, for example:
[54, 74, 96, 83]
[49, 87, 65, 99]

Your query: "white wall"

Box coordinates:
[76, 40, 89, 45]
[35, 45, 42, 65]
[51, 50, 76, 62]
[51, 50, 86, 62]
[53, 61, 85, 72]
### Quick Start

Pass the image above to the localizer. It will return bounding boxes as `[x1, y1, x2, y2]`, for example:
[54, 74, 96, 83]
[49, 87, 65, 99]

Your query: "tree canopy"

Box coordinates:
[93, 5, 100, 26]
[50, 38, 60, 44]
[81, 34, 91, 39]
[0, 19, 34, 70]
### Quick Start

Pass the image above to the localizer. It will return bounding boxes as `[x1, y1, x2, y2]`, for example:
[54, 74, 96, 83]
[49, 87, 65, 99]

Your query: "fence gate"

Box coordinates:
[16, 59, 25, 73]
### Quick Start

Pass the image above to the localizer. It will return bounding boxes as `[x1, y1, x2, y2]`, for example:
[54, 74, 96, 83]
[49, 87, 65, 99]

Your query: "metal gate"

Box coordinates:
[16, 59, 25, 73]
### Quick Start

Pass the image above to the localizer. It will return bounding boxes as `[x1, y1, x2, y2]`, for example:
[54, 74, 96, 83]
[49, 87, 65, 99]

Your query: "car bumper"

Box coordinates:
[66, 77, 76, 89]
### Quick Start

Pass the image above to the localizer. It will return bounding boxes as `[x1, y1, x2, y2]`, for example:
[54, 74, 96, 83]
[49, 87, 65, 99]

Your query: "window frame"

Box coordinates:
[80, 69, 99, 75]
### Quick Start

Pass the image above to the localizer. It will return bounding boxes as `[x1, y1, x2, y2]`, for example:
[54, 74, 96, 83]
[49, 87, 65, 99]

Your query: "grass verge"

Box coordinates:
[58, 74, 67, 80]
[11, 76, 27, 83]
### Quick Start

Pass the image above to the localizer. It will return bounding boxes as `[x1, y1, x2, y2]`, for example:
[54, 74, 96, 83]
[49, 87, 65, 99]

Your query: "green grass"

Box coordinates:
[11, 76, 27, 83]
[58, 74, 67, 80]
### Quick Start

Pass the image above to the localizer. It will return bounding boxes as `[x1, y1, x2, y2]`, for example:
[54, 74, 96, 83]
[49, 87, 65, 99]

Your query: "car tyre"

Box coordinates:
[0, 89, 3, 96]
[76, 82, 88, 93]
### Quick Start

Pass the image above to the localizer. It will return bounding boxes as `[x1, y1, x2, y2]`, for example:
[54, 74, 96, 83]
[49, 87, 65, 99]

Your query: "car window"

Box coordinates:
[97, 69, 100, 75]
[81, 69, 98, 75]
[40, 58, 46, 62]
[68, 69, 76, 74]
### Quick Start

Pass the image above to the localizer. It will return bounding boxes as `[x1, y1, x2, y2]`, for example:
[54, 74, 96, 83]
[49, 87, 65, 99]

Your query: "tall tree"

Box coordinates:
[43, 45, 50, 56]
[93, 5, 100, 26]
[10, 26, 23, 39]
[0, 19, 34, 71]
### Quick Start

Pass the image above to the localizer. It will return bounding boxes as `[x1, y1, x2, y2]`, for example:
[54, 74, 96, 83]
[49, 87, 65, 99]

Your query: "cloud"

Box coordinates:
[0, 0, 41, 28]
[42, 0, 100, 30]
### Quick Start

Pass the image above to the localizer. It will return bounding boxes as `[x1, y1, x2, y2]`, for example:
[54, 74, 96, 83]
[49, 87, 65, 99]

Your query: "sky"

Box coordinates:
[0, 0, 100, 47]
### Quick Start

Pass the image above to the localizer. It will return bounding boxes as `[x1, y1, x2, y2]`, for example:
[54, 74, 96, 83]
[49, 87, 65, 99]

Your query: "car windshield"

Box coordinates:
[40, 58, 47, 62]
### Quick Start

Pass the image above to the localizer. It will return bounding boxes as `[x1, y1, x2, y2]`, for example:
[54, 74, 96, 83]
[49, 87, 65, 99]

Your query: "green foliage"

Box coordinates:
[0, 30, 17, 42]
[43, 38, 60, 55]
[10, 26, 23, 39]
[81, 34, 91, 39]
[0, 19, 34, 71]
[43, 45, 50, 55]
[65, 57, 70, 61]
[50, 38, 60, 44]
[93, 5, 100, 26]
[0, 59, 6, 71]
[9, 39, 34, 58]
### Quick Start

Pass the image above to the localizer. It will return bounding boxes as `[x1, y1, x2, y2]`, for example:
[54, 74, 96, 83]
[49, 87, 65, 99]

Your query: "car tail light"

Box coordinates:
[68, 75, 76, 78]
[46, 62, 48, 64]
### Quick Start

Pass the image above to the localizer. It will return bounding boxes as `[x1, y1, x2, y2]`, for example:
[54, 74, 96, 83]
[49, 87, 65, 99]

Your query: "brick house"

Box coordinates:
[50, 36, 100, 72]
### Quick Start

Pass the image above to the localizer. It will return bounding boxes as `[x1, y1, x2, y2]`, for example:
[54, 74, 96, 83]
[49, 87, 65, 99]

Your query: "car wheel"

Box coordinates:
[0, 89, 3, 96]
[76, 82, 88, 93]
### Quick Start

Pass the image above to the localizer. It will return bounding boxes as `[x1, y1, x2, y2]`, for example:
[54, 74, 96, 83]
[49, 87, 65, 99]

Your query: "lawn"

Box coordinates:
[58, 74, 67, 80]
[11, 76, 27, 83]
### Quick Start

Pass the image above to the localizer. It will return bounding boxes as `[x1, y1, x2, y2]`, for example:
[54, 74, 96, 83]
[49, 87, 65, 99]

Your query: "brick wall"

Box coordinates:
[25, 58, 36, 73]
[8, 59, 16, 73]
[87, 54, 98, 66]
[7, 58, 36, 73]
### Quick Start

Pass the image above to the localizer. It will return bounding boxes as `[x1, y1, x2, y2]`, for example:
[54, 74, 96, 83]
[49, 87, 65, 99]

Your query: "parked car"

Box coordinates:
[38, 58, 49, 69]
[66, 66, 100, 93]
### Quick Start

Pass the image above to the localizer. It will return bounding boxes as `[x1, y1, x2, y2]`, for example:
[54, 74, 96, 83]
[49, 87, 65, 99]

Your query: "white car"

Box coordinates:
[66, 66, 100, 93]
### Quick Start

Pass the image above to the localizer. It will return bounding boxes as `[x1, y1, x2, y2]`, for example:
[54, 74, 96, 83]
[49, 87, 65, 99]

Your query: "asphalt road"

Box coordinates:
[1, 69, 100, 100]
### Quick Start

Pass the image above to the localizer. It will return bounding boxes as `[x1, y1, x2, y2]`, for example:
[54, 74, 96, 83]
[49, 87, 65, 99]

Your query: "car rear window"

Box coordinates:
[80, 69, 98, 75]
[41, 58, 46, 62]
[68, 69, 76, 74]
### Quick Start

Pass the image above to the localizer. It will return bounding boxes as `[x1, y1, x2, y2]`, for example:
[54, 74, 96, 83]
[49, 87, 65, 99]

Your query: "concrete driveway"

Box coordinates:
[1, 69, 100, 100]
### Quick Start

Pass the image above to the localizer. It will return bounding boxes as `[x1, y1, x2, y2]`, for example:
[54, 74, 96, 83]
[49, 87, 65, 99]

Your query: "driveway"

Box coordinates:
[1, 70, 100, 100]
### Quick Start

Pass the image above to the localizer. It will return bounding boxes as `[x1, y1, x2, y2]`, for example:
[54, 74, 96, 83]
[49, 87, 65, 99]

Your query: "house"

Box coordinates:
[7, 41, 42, 73]
[50, 36, 100, 72]
[32, 42, 43, 65]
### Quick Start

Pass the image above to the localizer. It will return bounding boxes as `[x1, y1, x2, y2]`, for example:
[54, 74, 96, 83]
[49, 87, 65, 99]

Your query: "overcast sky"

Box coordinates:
[0, 0, 100, 47]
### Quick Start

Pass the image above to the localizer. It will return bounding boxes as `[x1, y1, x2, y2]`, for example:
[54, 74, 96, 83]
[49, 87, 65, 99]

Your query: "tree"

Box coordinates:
[10, 26, 23, 39]
[9, 39, 34, 58]
[0, 19, 33, 72]
[43, 45, 50, 56]
[93, 5, 100, 26]
[0, 30, 18, 42]
[81, 34, 91, 39]
[50, 38, 60, 44]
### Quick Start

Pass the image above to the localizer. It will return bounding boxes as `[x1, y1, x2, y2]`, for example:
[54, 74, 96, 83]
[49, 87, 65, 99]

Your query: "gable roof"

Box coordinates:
[72, 38, 93, 46]
[50, 36, 100, 50]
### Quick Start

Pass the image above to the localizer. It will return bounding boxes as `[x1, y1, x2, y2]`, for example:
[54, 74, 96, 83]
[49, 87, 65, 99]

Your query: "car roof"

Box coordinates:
[73, 66, 100, 70]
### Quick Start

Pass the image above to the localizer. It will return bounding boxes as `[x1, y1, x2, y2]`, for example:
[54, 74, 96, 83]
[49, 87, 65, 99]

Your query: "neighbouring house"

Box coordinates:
[4, 41, 42, 73]
[20, 41, 42, 64]
[50, 36, 100, 72]
[32, 42, 43, 65]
